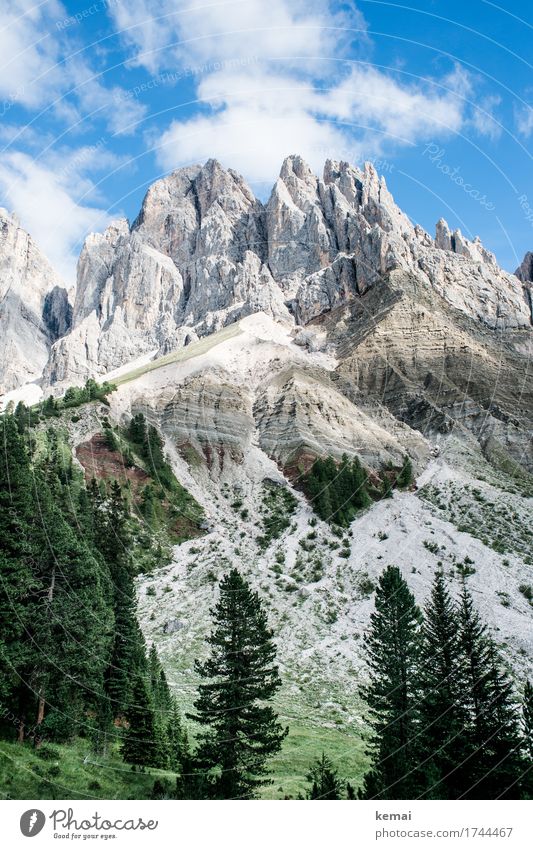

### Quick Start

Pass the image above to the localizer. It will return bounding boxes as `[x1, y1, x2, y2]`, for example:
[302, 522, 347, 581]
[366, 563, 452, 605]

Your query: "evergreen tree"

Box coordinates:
[17, 468, 113, 743]
[397, 456, 413, 489]
[190, 570, 287, 799]
[306, 753, 345, 799]
[360, 565, 423, 799]
[418, 571, 472, 798]
[167, 700, 190, 772]
[521, 681, 533, 797]
[127, 413, 146, 445]
[93, 481, 147, 716]
[522, 680, 533, 761]
[121, 674, 158, 768]
[457, 582, 526, 799]
[0, 416, 39, 736]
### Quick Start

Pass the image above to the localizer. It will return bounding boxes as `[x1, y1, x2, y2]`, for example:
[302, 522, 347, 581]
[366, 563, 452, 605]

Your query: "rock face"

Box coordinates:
[516, 251, 533, 323]
[44, 156, 531, 385]
[0, 210, 71, 395]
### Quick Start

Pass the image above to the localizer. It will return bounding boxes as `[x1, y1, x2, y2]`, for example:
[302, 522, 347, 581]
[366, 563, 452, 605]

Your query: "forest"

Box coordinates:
[0, 407, 531, 800]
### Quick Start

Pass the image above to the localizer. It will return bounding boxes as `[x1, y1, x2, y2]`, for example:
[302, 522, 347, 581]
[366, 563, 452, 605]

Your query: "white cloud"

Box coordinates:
[155, 62, 472, 185]
[109, 0, 365, 73]
[515, 102, 533, 138]
[0, 151, 114, 282]
[0, 0, 65, 108]
[469, 95, 502, 141]
[110, 1, 482, 187]
[0, 1, 146, 134]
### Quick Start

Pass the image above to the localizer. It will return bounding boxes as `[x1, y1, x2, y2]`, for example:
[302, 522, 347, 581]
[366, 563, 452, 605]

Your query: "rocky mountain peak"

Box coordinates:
[516, 251, 533, 283]
[4, 154, 528, 393]
[0, 211, 72, 395]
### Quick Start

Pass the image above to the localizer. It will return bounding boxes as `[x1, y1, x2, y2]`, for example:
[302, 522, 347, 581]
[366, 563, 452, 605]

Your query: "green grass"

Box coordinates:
[0, 738, 176, 800]
[0, 723, 368, 800]
[114, 321, 243, 387]
[259, 721, 368, 799]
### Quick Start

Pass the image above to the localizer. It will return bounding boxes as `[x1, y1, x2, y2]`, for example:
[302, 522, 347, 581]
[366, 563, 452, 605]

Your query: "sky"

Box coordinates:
[0, 0, 531, 282]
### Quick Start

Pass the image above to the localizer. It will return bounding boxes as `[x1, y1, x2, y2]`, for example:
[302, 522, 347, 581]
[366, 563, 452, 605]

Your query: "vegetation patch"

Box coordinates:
[301, 454, 413, 526]
[257, 482, 298, 550]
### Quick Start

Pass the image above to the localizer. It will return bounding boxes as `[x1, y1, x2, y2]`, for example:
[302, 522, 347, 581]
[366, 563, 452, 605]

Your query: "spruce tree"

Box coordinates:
[306, 753, 345, 799]
[397, 456, 413, 489]
[457, 582, 526, 799]
[522, 680, 533, 761]
[418, 571, 472, 798]
[521, 681, 533, 796]
[360, 565, 423, 799]
[26, 471, 113, 742]
[0, 416, 39, 736]
[121, 674, 158, 768]
[190, 569, 287, 799]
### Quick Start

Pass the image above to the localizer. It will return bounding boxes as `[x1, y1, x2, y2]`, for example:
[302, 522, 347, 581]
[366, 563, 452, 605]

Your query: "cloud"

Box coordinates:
[109, 1, 482, 187]
[109, 0, 366, 73]
[0, 0, 65, 109]
[468, 95, 502, 141]
[0, 1, 146, 134]
[515, 101, 533, 138]
[155, 62, 472, 185]
[0, 150, 115, 282]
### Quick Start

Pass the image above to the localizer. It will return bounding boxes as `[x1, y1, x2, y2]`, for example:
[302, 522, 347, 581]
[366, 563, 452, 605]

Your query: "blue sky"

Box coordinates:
[0, 0, 531, 281]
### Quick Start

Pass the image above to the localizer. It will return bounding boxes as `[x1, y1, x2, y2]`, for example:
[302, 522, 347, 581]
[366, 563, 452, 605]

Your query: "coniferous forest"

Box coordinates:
[0, 406, 531, 800]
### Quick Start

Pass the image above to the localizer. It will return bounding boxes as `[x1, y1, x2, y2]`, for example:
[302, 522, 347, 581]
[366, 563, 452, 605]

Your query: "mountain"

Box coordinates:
[2, 158, 532, 792]
[44, 156, 531, 385]
[0, 208, 72, 397]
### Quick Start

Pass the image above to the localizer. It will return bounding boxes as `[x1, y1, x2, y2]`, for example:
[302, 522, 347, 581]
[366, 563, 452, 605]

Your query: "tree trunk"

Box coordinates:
[17, 720, 24, 743]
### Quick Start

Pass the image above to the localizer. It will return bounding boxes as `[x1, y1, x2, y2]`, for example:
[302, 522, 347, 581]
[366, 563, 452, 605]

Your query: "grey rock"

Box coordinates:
[0, 209, 71, 394]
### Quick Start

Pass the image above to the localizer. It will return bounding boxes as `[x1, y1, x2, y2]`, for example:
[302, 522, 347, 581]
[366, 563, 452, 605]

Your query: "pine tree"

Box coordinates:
[167, 700, 189, 771]
[418, 571, 473, 798]
[521, 681, 533, 796]
[397, 456, 413, 489]
[306, 752, 345, 799]
[360, 565, 423, 799]
[121, 674, 158, 768]
[94, 482, 147, 716]
[190, 569, 287, 799]
[522, 680, 533, 761]
[27, 471, 113, 742]
[147, 644, 173, 767]
[457, 582, 526, 799]
[127, 413, 146, 445]
[0, 416, 39, 737]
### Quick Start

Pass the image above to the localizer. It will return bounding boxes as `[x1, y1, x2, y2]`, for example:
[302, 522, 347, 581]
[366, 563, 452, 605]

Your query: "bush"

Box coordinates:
[518, 584, 533, 603]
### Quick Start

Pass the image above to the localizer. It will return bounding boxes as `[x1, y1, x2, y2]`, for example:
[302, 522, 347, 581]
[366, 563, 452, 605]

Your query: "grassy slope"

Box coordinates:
[261, 721, 367, 799]
[0, 725, 367, 800]
[0, 739, 175, 801]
